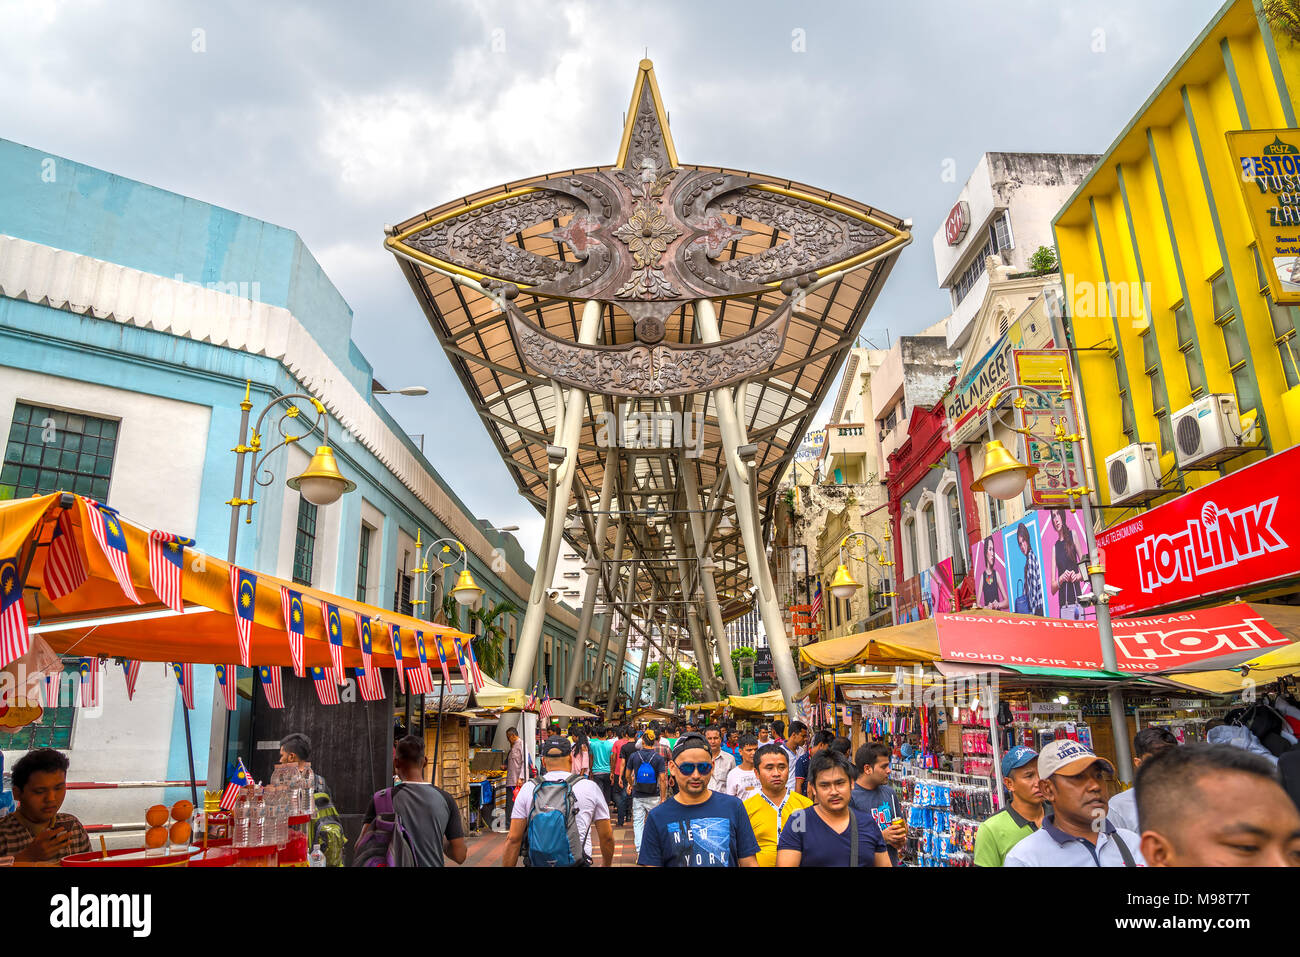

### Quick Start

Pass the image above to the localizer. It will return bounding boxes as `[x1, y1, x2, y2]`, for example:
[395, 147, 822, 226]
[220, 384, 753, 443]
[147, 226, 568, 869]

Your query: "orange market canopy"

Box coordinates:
[1, 493, 472, 670]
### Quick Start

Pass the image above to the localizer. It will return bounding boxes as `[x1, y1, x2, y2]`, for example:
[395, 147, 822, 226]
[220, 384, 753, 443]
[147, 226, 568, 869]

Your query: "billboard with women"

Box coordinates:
[970, 508, 1094, 620]
[895, 559, 956, 622]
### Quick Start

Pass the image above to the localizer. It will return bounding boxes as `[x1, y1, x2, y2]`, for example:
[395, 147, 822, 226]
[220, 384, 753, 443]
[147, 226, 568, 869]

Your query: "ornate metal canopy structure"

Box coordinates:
[386, 60, 910, 717]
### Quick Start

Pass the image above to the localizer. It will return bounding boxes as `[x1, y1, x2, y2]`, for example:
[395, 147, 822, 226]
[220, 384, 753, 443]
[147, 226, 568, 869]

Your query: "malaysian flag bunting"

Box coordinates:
[43, 509, 86, 601]
[432, 632, 452, 686]
[355, 664, 384, 702]
[0, 558, 30, 670]
[84, 499, 142, 604]
[526, 684, 538, 712]
[454, 635, 484, 693]
[172, 661, 194, 710]
[279, 585, 306, 677]
[78, 657, 100, 708]
[214, 663, 238, 711]
[539, 686, 553, 723]
[121, 659, 140, 700]
[147, 531, 194, 613]
[312, 665, 340, 705]
[259, 664, 284, 709]
[323, 601, 345, 683]
[465, 637, 485, 690]
[390, 624, 406, 695]
[356, 613, 375, 676]
[231, 566, 257, 667]
[407, 632, 434, 695]
[220, 758, 251, 811]
[810, 578, 823, 621]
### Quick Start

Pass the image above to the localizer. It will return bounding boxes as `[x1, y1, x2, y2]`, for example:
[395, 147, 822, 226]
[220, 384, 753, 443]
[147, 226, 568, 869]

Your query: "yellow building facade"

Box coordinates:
[1054, 0, 1300, 506]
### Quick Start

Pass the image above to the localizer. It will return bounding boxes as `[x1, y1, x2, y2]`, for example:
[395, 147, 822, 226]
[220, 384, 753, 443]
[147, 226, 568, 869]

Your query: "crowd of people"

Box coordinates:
[2, 712, 1297, 868]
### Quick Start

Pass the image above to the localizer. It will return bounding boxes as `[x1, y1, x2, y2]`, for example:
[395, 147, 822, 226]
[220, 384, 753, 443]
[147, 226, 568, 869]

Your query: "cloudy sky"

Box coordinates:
[1, 0, 1227, 558]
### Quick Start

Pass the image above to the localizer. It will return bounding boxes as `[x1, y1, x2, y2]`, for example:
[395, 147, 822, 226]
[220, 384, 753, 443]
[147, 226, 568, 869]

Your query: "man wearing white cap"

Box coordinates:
[1004, 740, 1144, 867]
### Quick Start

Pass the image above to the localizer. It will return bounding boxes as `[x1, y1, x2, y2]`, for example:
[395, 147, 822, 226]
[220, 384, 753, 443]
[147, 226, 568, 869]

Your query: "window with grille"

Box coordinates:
[1, 403, 119, 502]
[1141, 330, 1173, 454]
[906, 518, 919, 578]
[923, 503, 938, 569]
[948, 489, 966, 578]
[954, 238, 994, 304]
[1251, 247, 1300, 389]
[991, 211, 1013, 254]
[0, 661, 80, 750]
[356, 524, 372, 602]
[292, 498, 317, 586]
[1211, 272, 1261, 414]
[1173, 302, 1205, 396]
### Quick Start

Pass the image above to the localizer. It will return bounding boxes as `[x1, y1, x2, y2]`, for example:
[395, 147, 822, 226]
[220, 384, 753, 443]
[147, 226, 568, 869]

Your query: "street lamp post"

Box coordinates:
[213, 381, 357, 793]
[826, 530, 897, 628]
[969, 380, 1134, 783]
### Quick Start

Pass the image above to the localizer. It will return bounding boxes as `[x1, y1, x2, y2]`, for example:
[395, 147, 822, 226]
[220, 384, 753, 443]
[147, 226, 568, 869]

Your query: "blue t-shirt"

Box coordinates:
[637, 792, 760, 867]
[589, 738, 613, 775]
[777, 807, 886, 866]
[793, 753, 810, 791]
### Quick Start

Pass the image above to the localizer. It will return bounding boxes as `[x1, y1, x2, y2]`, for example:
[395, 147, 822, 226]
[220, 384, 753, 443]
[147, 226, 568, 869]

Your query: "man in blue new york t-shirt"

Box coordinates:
[638, 735, 759, 867]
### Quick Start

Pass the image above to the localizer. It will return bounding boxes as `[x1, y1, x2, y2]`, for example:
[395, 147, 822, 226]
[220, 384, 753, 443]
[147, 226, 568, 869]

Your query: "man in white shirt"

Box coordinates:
[501, 735, 614, 867]
[1106, 727, 1177, 832]
[705, 725, 736, 792]
[1005, 740, 1144, 867]
[725, 733, 762, 802]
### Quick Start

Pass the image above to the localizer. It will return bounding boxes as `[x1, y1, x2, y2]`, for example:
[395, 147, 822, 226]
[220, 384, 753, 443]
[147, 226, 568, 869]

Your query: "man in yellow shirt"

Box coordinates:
[744, 744, 812, 866]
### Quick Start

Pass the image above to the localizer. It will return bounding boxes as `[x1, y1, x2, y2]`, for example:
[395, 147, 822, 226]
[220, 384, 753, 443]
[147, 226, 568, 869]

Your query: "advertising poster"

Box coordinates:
[1002, 513, 1046, 617]
[970, 530, 1009, 611]
[1226, 129, 1300, 305]
[924, 558, 956, 615]
[1040, 509, 1096, 620]
[895, 576, 923, 623]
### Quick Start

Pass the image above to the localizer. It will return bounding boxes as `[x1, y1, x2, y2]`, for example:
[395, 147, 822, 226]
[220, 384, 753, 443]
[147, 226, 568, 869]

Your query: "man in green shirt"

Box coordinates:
[974, 746, 1046, 866]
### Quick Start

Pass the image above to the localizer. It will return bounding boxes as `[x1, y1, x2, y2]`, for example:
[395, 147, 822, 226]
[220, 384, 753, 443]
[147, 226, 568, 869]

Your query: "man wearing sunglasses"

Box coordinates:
[637, 735, 759, 867]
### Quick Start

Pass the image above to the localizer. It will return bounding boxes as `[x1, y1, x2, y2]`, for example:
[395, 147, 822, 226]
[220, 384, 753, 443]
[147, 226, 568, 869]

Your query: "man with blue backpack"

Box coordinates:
[623, 730, 668, 852]
[501, 735, 614, 867]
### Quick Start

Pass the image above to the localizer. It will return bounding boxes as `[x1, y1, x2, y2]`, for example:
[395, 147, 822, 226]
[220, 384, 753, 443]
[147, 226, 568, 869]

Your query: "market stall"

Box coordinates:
[0, 492, 481, 866]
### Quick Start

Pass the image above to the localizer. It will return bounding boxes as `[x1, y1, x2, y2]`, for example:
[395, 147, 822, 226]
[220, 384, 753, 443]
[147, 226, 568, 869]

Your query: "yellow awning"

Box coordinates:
[799, 618, 942, 669]
[474, 676, 527, 709]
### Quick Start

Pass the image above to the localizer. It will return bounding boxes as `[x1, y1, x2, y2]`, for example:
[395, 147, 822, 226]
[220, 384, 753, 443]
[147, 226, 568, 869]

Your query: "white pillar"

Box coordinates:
[695, 297, 802, 723]
[591, 519, 626, 683]
[632, 606, 656, 710]
[562, 440, 618, 704]
[604, 558, 640, 718]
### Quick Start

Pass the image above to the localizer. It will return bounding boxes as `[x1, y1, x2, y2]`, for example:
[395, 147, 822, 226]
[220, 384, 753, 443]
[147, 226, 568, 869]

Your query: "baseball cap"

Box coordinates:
[541, 735, 572, 757]
[1037, 739, 1114, 779]
[1000, 745, 1038, 778]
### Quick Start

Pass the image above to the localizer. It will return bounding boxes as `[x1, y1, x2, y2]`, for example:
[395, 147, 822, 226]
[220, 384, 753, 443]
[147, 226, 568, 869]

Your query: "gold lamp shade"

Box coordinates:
[287, 446, 357, 506]
[451, 568, 485, 606]
[828, 562, 860, 601]
[970, 440, 1038, 501]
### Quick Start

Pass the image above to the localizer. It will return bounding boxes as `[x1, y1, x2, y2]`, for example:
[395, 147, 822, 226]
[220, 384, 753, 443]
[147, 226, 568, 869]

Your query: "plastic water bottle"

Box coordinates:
[273, 788, 289, 846]
[308, 844, 325, 868]
[233, 789, 250, 848]
[250, 786, 266, 847]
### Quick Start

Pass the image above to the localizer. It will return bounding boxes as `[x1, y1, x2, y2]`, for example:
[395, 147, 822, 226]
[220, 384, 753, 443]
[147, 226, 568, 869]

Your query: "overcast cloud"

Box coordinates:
[0, 0, 1227, 559]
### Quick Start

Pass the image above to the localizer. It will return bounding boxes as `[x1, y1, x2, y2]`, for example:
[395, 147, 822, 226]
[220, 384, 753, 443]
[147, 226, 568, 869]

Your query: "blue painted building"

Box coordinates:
[0, 137, 627, 828]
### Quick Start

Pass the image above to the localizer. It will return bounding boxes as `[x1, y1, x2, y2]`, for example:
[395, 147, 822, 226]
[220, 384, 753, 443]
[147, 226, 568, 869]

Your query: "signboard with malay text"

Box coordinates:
[1226, 129, 1300, 305]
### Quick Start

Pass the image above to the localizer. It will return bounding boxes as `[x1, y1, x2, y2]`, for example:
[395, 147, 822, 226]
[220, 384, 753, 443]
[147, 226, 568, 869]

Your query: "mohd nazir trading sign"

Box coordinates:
[1227, 129, 1300, 305]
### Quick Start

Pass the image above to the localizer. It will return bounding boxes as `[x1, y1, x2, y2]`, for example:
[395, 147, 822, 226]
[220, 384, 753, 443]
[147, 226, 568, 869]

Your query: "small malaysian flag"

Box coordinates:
[454, 635, 484, 693]
[279, 585, 306, 677]
[214, 663, 238, 711]
[390, 625, 406, 695]
[356, 613, 375, 676]
[220, 759, 251, 811]
[84, 499, 142, 604]
[121, 659, 140, 700]
[43, 509, 87, 601]
[810, 579, 823, 620]
[78, 657, 100, 708]
[432, 632, 452, 686]
[0, 558, 30, 670]
[407, 633, 434, 695]
[323, 601, 345, 683]
[466, 637, 485, 689]
[526, 684, 538, 712]
[539, 686, 553, 723]
[312, 665, 340, 705]
[355, 664, 384, 702]
[172, 662, 194, 710]
[231, 566, 257, 667]
[259, 665, 284, 709]
[147, 531, 193, 613]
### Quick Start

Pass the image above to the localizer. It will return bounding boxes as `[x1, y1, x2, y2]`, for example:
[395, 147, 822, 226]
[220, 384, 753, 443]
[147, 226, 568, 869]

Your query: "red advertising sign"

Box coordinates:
[1096, 447, 1300, 617]
[944, 201, 970, 246]
[935, 604, 1292, 675]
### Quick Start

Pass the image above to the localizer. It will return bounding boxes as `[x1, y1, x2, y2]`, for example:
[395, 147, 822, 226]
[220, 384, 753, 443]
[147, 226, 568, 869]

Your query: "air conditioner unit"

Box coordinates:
[1105, 443, 1161, 505]
[1172, 393, 1252, 470]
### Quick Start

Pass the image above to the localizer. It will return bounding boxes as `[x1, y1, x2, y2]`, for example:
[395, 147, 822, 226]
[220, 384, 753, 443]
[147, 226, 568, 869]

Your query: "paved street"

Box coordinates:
[457, 822, 641, 867]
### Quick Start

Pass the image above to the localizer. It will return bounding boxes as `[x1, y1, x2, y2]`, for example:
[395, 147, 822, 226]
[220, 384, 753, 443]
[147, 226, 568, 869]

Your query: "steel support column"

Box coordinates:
[591, 519, 626, 683]
[632, 605, 656, 710]
[694, 297, 801, 723]
[604, 557, 640, 718]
